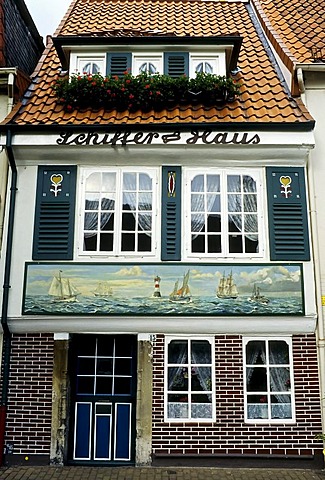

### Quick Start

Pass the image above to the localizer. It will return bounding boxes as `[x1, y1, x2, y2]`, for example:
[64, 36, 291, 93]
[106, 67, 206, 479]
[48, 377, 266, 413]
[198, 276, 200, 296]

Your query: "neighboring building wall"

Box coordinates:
[2, 0, 43, 75]
[4, 334, 54, 463]
[152, 334, 322, 461]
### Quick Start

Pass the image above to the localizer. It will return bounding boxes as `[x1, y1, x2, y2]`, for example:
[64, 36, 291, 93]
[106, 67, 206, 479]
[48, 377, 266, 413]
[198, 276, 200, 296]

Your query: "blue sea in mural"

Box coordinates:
[23, 294, 303, 316]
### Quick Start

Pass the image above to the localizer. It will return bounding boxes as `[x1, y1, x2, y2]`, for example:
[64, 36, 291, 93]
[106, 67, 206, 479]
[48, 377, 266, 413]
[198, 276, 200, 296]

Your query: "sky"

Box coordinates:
[24, 0, 71, 40]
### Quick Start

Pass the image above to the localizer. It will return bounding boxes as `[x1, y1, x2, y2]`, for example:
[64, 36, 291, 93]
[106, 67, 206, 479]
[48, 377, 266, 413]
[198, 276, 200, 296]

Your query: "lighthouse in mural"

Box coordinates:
[153, 275, 161, 298]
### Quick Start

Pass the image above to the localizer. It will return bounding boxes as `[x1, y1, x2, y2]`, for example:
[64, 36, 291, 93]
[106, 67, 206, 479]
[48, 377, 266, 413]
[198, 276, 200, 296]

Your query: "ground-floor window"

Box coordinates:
[243, 337, 295, 423]
[165, 336, 215, 422]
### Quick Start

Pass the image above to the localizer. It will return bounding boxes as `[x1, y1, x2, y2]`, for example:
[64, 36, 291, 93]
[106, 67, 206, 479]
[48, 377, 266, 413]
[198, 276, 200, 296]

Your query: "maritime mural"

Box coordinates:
[22, 263, 304, 316]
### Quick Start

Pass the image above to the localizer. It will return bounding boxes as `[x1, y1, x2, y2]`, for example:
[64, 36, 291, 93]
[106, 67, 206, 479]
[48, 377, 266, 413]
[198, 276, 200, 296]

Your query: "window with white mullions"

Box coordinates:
[133, 56, 162, 75]
[243, 338, 295, 423]
[81, 168, 157, 256]
[77, 57, 105, 75]
[185, 169, 262, 258]
[165, 337, 215, 422]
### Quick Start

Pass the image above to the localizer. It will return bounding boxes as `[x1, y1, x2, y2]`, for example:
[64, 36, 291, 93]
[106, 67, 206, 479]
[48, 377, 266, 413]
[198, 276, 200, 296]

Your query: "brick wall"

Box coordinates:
[4, 333, 54, 456]
[152, 334, 323, 458]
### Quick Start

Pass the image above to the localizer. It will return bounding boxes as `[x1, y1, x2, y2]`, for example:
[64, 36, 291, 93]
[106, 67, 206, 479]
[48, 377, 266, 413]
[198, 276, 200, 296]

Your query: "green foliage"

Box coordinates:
[52, 70, 241, 112]
[315, 433, 325, 441]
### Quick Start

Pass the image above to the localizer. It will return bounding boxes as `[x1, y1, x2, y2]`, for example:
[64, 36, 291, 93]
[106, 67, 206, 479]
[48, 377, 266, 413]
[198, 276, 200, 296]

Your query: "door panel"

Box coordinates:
[69, 335, 137, 465]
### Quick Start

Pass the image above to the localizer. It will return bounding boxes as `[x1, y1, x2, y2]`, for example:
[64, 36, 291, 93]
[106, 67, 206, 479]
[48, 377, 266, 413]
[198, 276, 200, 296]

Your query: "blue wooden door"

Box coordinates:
[70, 335, 137, 464]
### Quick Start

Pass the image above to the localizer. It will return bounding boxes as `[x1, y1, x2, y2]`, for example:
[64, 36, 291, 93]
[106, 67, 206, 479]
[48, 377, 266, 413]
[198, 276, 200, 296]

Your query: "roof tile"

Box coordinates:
[5, 0, 314, 127]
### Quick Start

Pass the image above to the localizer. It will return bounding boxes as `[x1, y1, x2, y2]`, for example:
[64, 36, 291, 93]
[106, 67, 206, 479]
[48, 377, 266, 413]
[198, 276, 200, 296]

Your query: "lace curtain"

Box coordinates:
[246, 340, 292, 420]
[191, 174, 258, 241]
[84, 172, 152, 239]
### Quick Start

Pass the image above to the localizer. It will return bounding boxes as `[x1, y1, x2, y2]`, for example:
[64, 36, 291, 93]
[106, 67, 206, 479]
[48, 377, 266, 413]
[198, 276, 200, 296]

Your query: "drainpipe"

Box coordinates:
[0, 129, 17, 466]
[297, 67, 306, 104]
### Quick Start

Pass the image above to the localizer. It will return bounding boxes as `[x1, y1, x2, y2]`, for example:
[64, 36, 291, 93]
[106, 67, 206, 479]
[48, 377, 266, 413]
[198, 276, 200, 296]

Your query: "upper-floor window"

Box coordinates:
[184, 170, 262, 258]
[190, 55, 219, 76]
[75, 55, 105, 75]
[80, 168, 158, 257]
[243, 337, 295, 423]
[165, 337, 215, 422]
[133, 55, 162, 75]
[70, 51, 225, 78]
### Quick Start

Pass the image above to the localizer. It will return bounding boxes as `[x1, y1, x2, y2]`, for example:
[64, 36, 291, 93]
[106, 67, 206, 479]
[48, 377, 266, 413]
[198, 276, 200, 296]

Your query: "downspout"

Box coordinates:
[0, 128, 17, 466]
[297, 67, 306, 104]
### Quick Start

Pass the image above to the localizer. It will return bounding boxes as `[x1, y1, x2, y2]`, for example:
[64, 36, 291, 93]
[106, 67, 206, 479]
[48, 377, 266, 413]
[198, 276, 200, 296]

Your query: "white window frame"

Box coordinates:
[70, 53, 106, 75]
[243, 336, 296, 424]
[164, 336, 216, 423]
[133, 54, 163, 76]
[183, 168, 264, 260]
[190, 53, 226, 77]
[78, 167, 160, 259]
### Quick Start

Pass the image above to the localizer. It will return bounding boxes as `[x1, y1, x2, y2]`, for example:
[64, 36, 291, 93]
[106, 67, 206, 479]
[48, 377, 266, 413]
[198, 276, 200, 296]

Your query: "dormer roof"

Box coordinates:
[3, 0, 314, 129]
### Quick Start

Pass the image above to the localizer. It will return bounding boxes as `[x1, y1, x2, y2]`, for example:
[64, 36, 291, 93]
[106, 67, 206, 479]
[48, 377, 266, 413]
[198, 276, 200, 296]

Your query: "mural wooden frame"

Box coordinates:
[22, 262, 304, 316]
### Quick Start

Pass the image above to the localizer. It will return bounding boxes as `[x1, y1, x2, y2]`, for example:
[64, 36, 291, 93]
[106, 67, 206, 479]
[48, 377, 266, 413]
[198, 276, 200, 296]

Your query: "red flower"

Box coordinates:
[66, 105, 73, 112]
[77, 76, 82, 80]
[92, 81, 96, 86]
[128, 103, 133, 108]
[126, 79, 131, 84]
[145, 84, 150, 89]
[121, 87, 126, 92]
[129, 94, 134, 99]
[113, 75, 119, 81]
[106, 89, 111, 94]
[156, 91, 161, 95]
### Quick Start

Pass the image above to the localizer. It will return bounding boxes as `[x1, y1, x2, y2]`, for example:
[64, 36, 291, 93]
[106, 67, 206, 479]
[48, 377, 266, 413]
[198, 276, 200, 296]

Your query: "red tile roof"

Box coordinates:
[4, 0, 314, 128]
[252, 0, 325, 68]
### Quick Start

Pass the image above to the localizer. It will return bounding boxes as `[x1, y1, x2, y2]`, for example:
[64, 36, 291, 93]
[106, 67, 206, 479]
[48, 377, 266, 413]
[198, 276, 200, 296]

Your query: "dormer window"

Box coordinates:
[74, 54, 105, 75]
[190, 55, 224, 77]
[133, 55, 163, 75]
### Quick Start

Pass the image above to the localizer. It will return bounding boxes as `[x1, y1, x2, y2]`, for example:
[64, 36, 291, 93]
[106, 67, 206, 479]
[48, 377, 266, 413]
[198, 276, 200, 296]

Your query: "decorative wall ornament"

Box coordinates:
[167, 171, 176, 197]
[23, 263, 304, 317]
[50, 174, 64, 197]
[280, 175, 292, 199]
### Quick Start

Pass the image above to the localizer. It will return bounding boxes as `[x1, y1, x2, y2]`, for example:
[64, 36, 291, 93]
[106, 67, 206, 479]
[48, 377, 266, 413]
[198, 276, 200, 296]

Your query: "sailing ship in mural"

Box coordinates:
[93, 281, 113, 298]
[248, 284, 269, 305]
[169, 270, 192, 303]
[216, 271, 238, 299]
[48, 271, 80, 302]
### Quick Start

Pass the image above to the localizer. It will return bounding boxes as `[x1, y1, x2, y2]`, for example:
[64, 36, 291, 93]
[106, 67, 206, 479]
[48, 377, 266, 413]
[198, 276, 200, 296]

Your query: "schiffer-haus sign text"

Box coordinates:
[56, 130, 261, 147]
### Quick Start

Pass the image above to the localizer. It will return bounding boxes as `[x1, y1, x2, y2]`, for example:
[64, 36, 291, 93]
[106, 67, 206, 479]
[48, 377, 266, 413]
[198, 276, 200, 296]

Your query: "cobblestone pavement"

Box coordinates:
[0, 467, 325, 480]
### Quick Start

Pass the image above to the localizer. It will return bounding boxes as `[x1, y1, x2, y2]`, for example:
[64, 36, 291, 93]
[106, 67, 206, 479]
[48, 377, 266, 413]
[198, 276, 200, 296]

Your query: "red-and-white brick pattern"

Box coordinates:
[152, 334, 323, 458]
[4, 333, 54, 456]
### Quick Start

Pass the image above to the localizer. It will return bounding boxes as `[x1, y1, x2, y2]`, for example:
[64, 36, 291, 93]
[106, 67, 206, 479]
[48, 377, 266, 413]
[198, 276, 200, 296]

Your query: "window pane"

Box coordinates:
[97, 358, 113, 375]
[138, 233, 151, 251]
[191, 214, 205, 232]
[168, 340, 188, 363]
[191, 340, 211, 363]
[271, 395, 292, 419]
[123, 192, 136, 211]
[96, 377, 113, 395]
[243, 175, 256, 193]
[246, 341, 266, 364]
[244, 194, 257, 212]
[84, 212, 98, 229]
[115, 358, 132, 376]
[246, 367, 267, 392]
[228, 235, 243, 253]
[207, 194, 220, 212]
[228, 194, 242, 212]
[114, 377, 131, 395]
[85, 193, 99, 210]
[207, 175, 220, 192]
[100, 233, 113, 251]
[191, 367, 211, 391]
[227, 175, 241, 192]
[192, 234, 205, 253]
[139, 173, 152, 190]
[138, 193, 152, 210]
[245, 235, 258, 253]
[77, 376, 94, 395]
[168, 396, 188, 419]
[269, 341, 289, 364]
[123, 173, 136, 190]
[208, 235, 221, 253]
[86, 172, 101, 191]
[191, 193, 204, 211]
[122, 213, 136, 230]
[168, 367, 188, 391]
[207, 214, 221, 232]
[121, 233, 135, 251]
[270, 367, 291, 392]
[102, 172, 116, 191]
[191, 175, 204, 192]
[78, 358, 95, 375]
[229, 215, 242, 232]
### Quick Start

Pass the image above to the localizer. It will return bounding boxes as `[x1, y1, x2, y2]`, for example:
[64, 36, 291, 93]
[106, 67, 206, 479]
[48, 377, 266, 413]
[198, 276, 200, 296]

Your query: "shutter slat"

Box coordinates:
[107, 53, 132, 76]
[164, 52, 189, 77]
[266, 167, 310, 261]
[32, 167, 77, 260]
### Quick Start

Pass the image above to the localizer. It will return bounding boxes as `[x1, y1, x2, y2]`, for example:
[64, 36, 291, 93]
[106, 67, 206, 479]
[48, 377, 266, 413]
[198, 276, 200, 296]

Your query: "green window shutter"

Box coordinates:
[32, 166, 77, 260]
[161, 167, 181, 261]
[266, 167, 310, 261]
[106, 53, 132, 76]
[164, 52, 189, 77]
